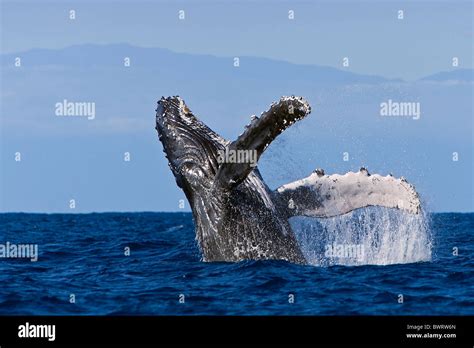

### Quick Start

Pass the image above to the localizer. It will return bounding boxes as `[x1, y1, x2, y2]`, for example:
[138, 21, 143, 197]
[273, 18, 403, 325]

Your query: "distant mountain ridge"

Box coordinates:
[420, 68, 473, 82]
[4, 44, 471, 84]
[1, 43, 397, 85]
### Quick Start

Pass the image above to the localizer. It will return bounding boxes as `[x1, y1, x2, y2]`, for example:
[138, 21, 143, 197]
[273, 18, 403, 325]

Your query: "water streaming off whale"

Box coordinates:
[291, 206, 432, 266]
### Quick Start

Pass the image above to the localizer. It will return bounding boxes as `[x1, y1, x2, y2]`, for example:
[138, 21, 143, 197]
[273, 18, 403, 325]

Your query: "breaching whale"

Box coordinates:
[155, 96, 421, 264]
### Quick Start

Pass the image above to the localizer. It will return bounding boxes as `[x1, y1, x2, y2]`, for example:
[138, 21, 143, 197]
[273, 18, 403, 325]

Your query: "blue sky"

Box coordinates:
[0, 0, 473, 213]
[1, 0, 472, 80]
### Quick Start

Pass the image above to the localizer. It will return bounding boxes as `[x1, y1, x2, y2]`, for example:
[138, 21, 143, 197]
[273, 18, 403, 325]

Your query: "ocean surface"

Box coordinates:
[0, 212, 472, 315]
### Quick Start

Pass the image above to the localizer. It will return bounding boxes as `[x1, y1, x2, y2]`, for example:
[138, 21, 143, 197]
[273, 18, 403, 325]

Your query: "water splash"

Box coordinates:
[290, 207, 432, 266]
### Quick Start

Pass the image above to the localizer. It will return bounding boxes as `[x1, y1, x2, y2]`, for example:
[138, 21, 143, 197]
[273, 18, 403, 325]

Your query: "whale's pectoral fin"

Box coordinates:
[275, 168, 421, 218]
[215, 96, 311, 189]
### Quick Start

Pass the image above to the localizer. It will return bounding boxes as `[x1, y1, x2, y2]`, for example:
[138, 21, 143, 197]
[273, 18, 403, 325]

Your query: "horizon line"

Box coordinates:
[0, 210, 472, 215]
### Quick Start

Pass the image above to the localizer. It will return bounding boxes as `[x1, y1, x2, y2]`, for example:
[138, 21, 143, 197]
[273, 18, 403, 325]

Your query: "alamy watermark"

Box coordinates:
[55, 99, 96, 120]
[18, 322, 55, 341]
[380, 99, 420, 120]
[217, 148, 257, 167]
[0, 242, 38, 262]
[325, 243, 364, 261]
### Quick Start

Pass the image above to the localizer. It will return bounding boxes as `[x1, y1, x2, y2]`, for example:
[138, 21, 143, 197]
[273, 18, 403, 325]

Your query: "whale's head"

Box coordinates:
[155, 96, 226, 200]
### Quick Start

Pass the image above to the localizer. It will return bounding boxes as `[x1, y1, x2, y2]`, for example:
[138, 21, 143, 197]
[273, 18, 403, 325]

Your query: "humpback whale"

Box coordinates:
[155, 96, 421, 264]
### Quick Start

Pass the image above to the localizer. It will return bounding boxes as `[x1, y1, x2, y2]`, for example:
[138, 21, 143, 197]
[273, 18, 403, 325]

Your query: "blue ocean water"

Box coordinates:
[0, 212, 472, 315]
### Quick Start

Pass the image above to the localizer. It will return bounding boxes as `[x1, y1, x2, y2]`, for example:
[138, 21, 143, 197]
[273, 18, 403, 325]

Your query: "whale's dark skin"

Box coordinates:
[155, 96, 421, 263]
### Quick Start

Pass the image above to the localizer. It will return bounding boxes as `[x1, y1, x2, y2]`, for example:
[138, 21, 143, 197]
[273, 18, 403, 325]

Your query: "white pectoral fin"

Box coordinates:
[276, 168, 421, 218]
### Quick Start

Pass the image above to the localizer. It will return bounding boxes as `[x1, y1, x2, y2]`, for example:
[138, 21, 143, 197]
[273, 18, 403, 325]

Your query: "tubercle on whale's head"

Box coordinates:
[155, 96, 225, 199]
